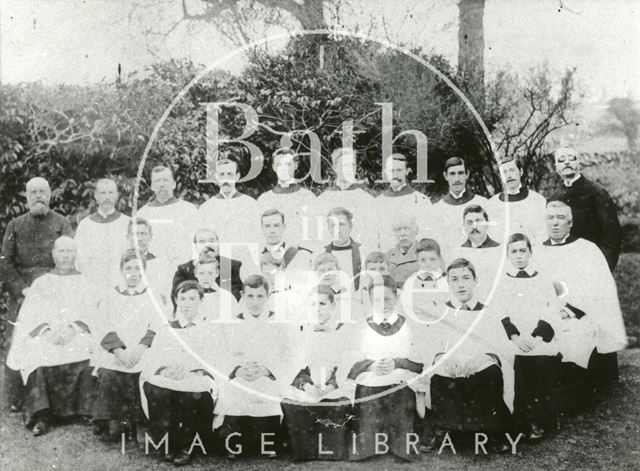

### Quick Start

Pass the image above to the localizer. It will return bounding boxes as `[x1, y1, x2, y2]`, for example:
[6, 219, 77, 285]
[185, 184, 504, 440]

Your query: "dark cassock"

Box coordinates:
[433, 190, 488, 258]
[324, 238, 364, 290]
[92, 282, 164, 435]
[375, 185, 433, 251]
[171, 256, 243, 302]
[74, 210, 130, 292]
[538, 235, 627, 389]
[6, 268, 97, 430]
[213, 307, 296, 457]
[488, 187, 548, 247]
[140, 287, 219, 463]
[426, 299, 513, 440]
[387, 242, 419, 289]
[137, 196, 199, 269]
[282, 293, 360, 461]
[494, 265, 564, 435]
[551, 176, 622, 271]
[347, 301, 424, 461]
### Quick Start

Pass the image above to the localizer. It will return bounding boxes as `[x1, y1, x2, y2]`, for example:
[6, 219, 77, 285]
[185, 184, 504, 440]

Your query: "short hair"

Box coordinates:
[242, 274, 270, 294]
[314, 252, 339, 270]
[95, 178, 117, 192]
[444, 156, 467, 173]
[127, 217, 153, 236]
[261, 209, 285, 225]
[215, 158, 239, 173]
[120, 249, 147, 270]
[195, 251, 219, 267]
[416, 238, 443, 256]
[175, 280, 204, 299]
[392, 214, 418, 231]
[506, 233, 532, 252]
[446, 258, 477, 280]
[193, 227, 218, 244]
[463, 204, 489, 222]
[260, 252, 283, 268]
[546, 200, 573, 221]
[498, 155, 522, 170]
[272, 147, 297, 164]
[385, 153, 407, 167]
[326, 206, 354, 224]
[314, 284, 336, 304]
[330, 148, 355, 167]
[365, 251, 388, 266]
[367, 274, 398, 296]
[150, 165, 174, 179]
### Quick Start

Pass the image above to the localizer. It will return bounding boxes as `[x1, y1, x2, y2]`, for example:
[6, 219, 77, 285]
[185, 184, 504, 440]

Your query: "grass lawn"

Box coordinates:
[1, 348, 639, 471]
[615, 253, 640, 345]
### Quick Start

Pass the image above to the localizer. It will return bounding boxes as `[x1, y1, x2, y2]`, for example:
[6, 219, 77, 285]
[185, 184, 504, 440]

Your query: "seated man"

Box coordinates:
[386, 215, 420, 288]
[141, 281, 218, 466]
[92, 249, 164, 443]
[425, 258, 511, 453]
[347, 275, 424, 461]
[214, 275, 294, 458]
[171, 227, 243, 303]
[6, 236, 97, 436]
[538, 201, 626, 393]
[282, 285, 358, 461]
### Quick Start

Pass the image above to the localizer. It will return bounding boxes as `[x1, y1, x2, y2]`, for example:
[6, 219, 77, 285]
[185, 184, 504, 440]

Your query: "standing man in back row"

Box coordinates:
[551, 146, 621, 271]
[1, 177, 74, 412]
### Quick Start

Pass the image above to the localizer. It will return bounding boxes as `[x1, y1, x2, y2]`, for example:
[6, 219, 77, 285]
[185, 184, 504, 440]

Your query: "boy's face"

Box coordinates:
[194, 231, 218, 258]
[507, 240, 532, 270]
[129, 223, 151, 253]
[176, 289, 201, 320]
[121, 259, 143, 288]
[370, 285, 397, 316]
[447, 267, 476, 303]
[317, 261, 339, 286]
[243, 285, 269, 315]
[417, 250, 440, 272]
[366, 260, 389, 275]
[309, 292, 336, 323]
[195, 262, 219, 289]
[261, 214, 285, 245]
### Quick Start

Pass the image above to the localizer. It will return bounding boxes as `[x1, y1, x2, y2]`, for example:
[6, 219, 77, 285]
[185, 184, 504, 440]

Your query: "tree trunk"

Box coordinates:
[458, 0, 485, 110]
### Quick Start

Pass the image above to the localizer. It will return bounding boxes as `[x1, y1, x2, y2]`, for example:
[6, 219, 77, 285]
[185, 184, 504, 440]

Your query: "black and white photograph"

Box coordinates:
[1, 1, 639, 469]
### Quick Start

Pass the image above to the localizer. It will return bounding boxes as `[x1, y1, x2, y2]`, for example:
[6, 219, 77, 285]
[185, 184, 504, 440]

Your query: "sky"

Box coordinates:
[1, 0, 639, 102]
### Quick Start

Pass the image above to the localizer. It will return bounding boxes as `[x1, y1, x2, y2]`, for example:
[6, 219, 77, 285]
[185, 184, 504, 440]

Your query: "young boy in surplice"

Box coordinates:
[347, 275, 424, 461]
[140, 280, 218, 466]
[281, 285, 359, 461]
[213, 274, 295, 459]
[494, 233, 563, 441]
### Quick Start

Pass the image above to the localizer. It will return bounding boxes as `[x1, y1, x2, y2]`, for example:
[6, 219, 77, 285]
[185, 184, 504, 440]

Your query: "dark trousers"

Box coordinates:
[513, 355, 562, 431]
[217, 415, 283, 457]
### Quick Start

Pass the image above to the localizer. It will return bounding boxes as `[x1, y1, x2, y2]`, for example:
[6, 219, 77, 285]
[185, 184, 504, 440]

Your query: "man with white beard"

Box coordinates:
[75, 178, 130, 291]
[1, 177, 74, 412]
[537, 200, 627, 391]
[137, 166, 198, 269]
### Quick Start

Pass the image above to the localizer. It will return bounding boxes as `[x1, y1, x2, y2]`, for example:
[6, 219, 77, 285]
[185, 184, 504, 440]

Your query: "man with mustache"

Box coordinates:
[1, 177, 73, 412]
[550, 146, 621, 271]
[433, 157, 488, 259]
[488, 157, 548, 247]
[74, 178, 131, 292]
[137, 165, 198, 270]
[375, 154, 433, 251]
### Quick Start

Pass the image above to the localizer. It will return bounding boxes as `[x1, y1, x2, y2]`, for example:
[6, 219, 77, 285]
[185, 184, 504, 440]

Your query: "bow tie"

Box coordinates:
[515, 270, 530, 278]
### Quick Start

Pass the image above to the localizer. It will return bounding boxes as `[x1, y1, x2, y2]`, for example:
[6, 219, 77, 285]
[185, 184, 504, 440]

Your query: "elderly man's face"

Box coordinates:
[26, 180, 51, 216]
[95, 181, 118, 213]
[393, 223, 418, 249]
[273, 154, 297, 184]
[52, 239, 76, 270]
[554, 148, 581, 179]
[498, 160, 523, 192]
[546, 207, 572, 241]
[194, 231, 219, 259]
[150, 169, 176, 202]
[463, 211, 489, 242]
[507, 240, 532, 270]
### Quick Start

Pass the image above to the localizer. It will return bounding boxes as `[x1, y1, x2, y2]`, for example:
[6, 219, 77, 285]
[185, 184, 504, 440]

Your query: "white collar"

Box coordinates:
[449, 296, 481, 310]
[563, 174, 581, 187]
[390, 182, 407, 192]
[97, 208, 116, 218]
[550, 235, 570, 245]
[506, 264, 536, 277]
[117, 281, 147, 295]
[219, 188, 237, 199]
[175, 311, 204, 327]
[266, 242, 286, 254]
[506, 182, 523, 195]
[449, 187, 466, 199]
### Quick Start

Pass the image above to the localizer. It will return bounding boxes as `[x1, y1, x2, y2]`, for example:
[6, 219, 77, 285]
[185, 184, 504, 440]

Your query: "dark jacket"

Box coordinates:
[171, 256, 243, 305]
[551, 175, 621, 271]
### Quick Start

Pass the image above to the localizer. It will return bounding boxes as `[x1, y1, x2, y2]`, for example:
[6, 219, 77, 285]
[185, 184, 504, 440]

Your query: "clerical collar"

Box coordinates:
[506, 265, 538, 278]
[335, 180, 359, 191]
[550, 235, 570, 245]
[446, 297, 484, 311]
[450, 187, 466, 200]
[90, 209, 122, 223]
[115, 282, 147, 296]
[441, 188, 475, 205]
[383, 184, 415, 197]
[147, 196, 179, 207]
[498, 186, 530, 203]
[330, 238, 355, 250]
[506, 182, 523, 195]
[50, 268, 81, 277]
[462, 236, 499, 249]
[543, 234, 577, 246]
[272, 183, 301, 194]
[563, 174, 582, 187]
